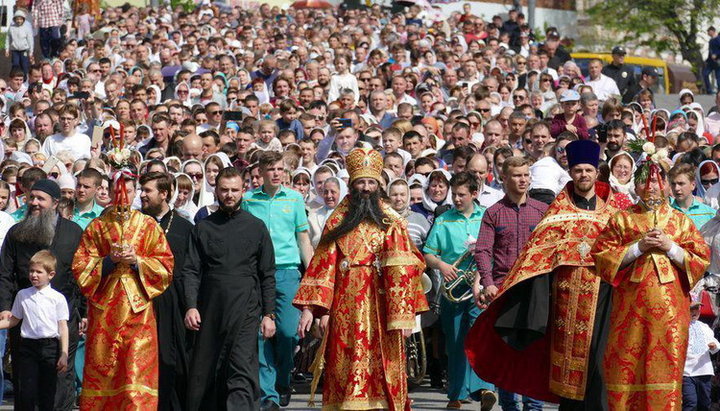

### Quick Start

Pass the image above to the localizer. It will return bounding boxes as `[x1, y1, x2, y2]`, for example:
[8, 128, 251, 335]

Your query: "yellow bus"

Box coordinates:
[570, 53, 697, 95]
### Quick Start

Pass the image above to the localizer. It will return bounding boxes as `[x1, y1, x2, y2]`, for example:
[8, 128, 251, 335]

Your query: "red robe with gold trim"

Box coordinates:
[72, 209, 173, 410]
[465, 182, 623, 402]
[592, 203, 710, 410]
[293, 198, 428, 410]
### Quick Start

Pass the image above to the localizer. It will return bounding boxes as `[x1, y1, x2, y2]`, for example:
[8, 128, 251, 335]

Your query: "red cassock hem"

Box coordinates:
[464, 294, 560, 403]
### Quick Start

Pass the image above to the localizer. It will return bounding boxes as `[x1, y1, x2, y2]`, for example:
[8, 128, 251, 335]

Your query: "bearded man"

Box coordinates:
[183, 166, 277, 411]
[294, 147, 429, 410]
[0, 179, 83, 410]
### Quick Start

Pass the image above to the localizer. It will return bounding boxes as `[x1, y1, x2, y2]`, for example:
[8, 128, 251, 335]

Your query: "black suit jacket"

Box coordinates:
[0, 215, 83, 317]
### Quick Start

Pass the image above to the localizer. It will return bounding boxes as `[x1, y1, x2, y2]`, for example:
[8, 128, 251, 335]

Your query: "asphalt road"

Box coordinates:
[0, 382, 562, 410]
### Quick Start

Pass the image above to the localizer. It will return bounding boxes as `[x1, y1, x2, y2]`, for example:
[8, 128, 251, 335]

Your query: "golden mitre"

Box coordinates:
[346, 147, 383, 183]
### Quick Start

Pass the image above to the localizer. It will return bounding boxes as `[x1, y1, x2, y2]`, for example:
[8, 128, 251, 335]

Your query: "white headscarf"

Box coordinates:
[422, 169, 453, 212]
[608, 151, 637, 202]
[171, 172, 199, 221]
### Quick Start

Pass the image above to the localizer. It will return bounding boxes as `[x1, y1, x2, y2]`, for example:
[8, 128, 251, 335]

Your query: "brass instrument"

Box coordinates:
[421, 272, 433, 294]
[441, 250, 480, 303]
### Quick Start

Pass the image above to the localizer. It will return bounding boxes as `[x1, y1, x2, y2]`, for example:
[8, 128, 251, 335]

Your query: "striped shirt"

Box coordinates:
[474, 196, 548, 287]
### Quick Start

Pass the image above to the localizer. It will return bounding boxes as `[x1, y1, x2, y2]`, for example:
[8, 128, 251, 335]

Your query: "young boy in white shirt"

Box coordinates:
[683, 301, 720, 410]
[528, 141, 571, 204]
[0, 250, 69, 411]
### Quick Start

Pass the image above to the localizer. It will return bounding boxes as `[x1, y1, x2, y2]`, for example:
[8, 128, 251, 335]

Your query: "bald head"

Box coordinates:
[182, 133, 204, 161]
[467, 153, 489, 187]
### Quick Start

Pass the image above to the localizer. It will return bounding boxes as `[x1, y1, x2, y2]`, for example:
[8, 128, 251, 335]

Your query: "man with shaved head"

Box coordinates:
[181, 133, 204, 161]
[467, 153, 504, 208]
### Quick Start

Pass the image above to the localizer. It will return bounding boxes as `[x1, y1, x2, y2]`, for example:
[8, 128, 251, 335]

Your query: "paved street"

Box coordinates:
[0, 382, 561, 410]
[285, 382, 560, 410]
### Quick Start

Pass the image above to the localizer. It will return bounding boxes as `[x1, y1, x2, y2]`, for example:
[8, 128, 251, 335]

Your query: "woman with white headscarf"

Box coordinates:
[307, 176, 347, 247]
[174, 81, 193, 107]
[410, 169, 453, 224]
[387, 178, 431, 249]
[697, 159, 720, 201]
[608, 151, 637, 203]
[191, 153, 233, 221]
[171, 172, 199, 222]
[147, 85, 162, 106]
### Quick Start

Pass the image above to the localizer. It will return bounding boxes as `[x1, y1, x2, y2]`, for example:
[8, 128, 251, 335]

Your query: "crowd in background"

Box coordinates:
[2, 0, 720, 409]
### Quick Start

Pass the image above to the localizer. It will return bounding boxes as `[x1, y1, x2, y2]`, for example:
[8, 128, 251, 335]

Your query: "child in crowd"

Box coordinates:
[276, 99, 305, 140]
[5, 10, 34, 76]
[254, 119, 283, 152]
[550, 89, 589, 139]
[682, 301, 719, 410]
[328, 53, 359, 104]
[0, 250, 69, 411]
[528, 142, 571, 204]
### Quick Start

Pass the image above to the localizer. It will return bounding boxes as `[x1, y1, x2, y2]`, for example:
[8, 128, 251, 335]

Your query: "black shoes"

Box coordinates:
[277, 386, 292, 407]
[260, 399, 280, 411]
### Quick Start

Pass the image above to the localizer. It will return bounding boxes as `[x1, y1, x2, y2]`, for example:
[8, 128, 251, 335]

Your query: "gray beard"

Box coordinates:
[14, 208, 57, 246]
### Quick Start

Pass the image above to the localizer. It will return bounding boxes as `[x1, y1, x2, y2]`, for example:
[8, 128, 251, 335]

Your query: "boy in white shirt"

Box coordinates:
[0, 250, 69, 411]
[683, 301, 720, 410]
[528, 142, 571, 204]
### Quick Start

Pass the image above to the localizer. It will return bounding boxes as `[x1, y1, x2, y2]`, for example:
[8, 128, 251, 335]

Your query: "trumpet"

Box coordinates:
[441, 250, 479, 303]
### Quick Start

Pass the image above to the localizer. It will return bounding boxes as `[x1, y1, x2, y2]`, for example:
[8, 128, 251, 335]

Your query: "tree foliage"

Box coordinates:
[587, 0, 720, 77]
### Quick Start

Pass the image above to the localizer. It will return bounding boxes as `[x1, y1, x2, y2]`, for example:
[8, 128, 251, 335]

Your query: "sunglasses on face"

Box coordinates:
[702, 178, 719, 186]
[556, 146, 566, 154]
[479, 108, 490, 112]
[187, 173, 203, 180]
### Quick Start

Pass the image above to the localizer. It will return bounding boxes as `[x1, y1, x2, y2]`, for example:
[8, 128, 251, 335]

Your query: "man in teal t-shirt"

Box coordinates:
[242, 151, 313, 410]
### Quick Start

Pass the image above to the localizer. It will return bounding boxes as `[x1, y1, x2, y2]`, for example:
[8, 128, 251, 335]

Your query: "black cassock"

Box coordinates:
[153, 209, 193, 411]
[183, 208, 276, 411]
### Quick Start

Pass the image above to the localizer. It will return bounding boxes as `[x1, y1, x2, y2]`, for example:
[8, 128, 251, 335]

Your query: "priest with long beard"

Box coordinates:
[294, 147, 429, 410]
[0, 179, 83, 410]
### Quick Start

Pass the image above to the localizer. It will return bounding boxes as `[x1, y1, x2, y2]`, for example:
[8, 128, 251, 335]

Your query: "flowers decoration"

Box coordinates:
[107, 147, 133, 170]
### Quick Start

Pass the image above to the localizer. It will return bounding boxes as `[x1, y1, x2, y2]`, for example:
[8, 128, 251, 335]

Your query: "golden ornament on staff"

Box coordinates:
[441, 250, 481, 303]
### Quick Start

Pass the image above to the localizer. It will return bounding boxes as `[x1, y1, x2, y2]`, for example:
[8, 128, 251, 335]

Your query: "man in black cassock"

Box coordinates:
[183, 167, 276, 411]
[140, 172, 193, 411]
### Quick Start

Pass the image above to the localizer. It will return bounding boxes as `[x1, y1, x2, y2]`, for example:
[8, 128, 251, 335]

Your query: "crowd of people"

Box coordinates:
[1, 0, 720, 410]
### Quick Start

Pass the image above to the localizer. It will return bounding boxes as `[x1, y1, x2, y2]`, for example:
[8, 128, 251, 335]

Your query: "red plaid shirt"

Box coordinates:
[474, 196, 548, 288]
[32, 0, 64, 28]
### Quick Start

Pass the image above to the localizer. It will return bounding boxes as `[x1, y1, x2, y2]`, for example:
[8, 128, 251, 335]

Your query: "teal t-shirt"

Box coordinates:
[670, 198, 715, 229]
[423, 204, 485, 266]
[242, 185, 309, 267]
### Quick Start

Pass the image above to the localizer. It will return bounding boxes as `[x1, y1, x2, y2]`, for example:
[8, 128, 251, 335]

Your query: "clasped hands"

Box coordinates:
[109, 245, 137, 266]
[637, 228, 673, 254]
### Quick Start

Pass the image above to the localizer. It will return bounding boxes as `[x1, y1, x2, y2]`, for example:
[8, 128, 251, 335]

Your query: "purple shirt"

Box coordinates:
[474, 196, 549, 287]
[550, 113, 589, 139]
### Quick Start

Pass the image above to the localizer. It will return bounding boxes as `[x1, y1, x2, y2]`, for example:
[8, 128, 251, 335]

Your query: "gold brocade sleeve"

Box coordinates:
[73, 219, 109, 302]
[592, 212, 633, 287]
[382, 219, 429, 331]
[292, 240, 338, 316]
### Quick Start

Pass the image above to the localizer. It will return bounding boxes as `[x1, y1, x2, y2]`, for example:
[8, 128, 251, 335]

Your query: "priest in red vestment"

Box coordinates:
[592, 152, 710, 410]
[294, 147, 428, 410]
[465, 141, 624, 409]
[73, 169, 173, 410]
